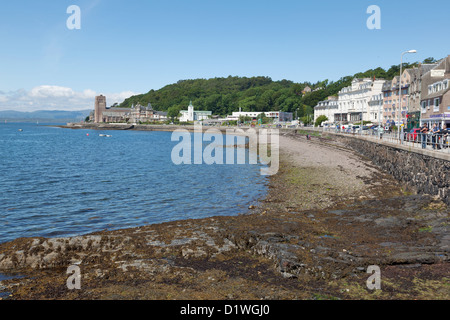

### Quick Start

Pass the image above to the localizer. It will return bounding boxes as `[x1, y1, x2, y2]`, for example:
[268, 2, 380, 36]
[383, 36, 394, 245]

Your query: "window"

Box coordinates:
[421, 101, 427, 113]
[434, 98, 440, 112]
[444, 80, 448, 90]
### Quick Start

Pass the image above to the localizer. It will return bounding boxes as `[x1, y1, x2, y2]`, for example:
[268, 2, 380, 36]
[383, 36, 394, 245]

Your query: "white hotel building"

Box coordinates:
[313, 97, 338, 125]
[314, 78, 386, 126]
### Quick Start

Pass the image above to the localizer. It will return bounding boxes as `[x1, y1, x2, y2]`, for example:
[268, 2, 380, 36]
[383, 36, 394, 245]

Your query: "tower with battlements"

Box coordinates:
[94, 95, 107, 123]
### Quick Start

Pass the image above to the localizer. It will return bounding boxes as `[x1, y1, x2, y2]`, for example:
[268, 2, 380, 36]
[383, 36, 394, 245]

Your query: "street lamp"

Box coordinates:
[399, 50, 417, 141]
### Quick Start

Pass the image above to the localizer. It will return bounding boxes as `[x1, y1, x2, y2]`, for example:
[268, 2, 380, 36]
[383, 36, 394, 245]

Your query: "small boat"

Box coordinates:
[18, 129, 23, 132]
[99, 134, 106, 137]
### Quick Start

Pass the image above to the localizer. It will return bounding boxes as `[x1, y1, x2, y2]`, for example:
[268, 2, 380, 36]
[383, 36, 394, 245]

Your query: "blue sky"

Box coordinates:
[0, 0, 449, 111]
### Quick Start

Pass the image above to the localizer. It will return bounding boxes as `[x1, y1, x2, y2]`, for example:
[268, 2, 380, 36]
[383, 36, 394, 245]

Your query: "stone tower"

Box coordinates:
[94, 95, 107, 123]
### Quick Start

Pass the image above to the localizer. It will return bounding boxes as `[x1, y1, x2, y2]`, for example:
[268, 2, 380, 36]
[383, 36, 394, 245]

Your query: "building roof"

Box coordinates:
[421, 63, 440, 75]
[105, 107, 132, 112]
[382, 80, 392, 91]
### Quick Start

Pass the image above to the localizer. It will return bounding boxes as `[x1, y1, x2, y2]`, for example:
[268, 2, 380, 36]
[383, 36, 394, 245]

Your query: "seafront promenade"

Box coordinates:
[0, 129, 448, 300]
[60, 122, 450, 159]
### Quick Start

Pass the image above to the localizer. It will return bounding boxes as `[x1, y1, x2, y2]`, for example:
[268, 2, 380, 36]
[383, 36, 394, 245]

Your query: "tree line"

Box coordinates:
[118, 57, 439, 120]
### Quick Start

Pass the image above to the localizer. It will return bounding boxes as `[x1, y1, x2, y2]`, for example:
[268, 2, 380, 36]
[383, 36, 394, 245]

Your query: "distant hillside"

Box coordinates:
[0, 110, 91, 122]
[118, 57, 438, 118]
[120, 76, 324, 118]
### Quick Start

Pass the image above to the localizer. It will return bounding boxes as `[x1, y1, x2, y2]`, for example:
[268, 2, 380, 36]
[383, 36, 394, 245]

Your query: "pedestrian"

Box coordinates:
[378, 126, 384, 140]
[441, 124, 449, 149]
[431, 123, 439, 150]
[420, 123, 429, 149]
[434, 124, 443, 150]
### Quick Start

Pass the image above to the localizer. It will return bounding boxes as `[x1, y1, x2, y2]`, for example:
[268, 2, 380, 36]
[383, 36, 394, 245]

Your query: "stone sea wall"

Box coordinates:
[326, 133, 449, 205]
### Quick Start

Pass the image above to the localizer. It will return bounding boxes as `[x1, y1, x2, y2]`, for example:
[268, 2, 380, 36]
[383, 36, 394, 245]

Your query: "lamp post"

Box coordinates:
[378, 94, 382, 130]
[399, 50, 417, 140]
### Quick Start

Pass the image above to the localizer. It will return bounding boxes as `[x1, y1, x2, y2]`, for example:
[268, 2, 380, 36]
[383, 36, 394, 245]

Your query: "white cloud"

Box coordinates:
[0, 86, 139, 112]
[30, 85, 75, 98]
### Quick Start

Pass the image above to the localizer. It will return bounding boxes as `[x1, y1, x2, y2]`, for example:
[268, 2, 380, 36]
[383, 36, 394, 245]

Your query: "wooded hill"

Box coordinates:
[118, 57, 438, 119]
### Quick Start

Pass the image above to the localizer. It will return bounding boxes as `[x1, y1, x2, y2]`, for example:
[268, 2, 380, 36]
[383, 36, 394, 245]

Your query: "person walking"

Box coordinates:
[431, 123, 439, 150]
[420, 123, 429, 149]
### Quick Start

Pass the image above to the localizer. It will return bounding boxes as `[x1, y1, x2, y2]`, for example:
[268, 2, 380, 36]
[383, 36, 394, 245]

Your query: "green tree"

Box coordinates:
[257, 113, 270, 124]
[315, 115, 328, 127]
[167, 106, 181, 122]
[301, 115, 313, 126]
[238, 96, 257, 112]
[238, 115, 252, 124]
[423, 57, 437, 64]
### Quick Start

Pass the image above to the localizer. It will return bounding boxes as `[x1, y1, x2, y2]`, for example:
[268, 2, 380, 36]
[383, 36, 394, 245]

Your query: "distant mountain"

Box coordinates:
[0, 110, 92, 122]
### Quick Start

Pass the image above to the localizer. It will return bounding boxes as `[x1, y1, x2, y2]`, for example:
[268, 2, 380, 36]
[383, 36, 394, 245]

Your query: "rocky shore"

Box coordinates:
[0, 131, 448, 300]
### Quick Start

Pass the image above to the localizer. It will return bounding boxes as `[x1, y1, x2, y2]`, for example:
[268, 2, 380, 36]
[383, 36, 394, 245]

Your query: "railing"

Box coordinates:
[322, 127, 450, 154]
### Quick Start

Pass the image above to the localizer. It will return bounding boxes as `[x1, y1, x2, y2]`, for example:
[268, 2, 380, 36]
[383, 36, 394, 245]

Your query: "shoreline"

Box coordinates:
[55, 122, 269, 134]
[0, 130, 448, 300]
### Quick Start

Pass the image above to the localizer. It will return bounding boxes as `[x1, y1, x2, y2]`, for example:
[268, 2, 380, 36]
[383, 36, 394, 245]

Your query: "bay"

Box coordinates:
[0, 123, 268, 244]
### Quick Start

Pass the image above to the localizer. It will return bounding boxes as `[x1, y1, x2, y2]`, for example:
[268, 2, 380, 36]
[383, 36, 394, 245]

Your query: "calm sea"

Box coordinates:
[0, 123, 268, 244]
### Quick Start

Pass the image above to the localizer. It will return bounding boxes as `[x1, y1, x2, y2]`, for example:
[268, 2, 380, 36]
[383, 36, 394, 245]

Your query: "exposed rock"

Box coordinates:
[0, 130, 448, 300]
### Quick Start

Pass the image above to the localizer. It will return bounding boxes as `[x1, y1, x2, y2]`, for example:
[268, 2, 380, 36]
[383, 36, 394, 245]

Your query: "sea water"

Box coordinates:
[0, 123, 268, 243]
